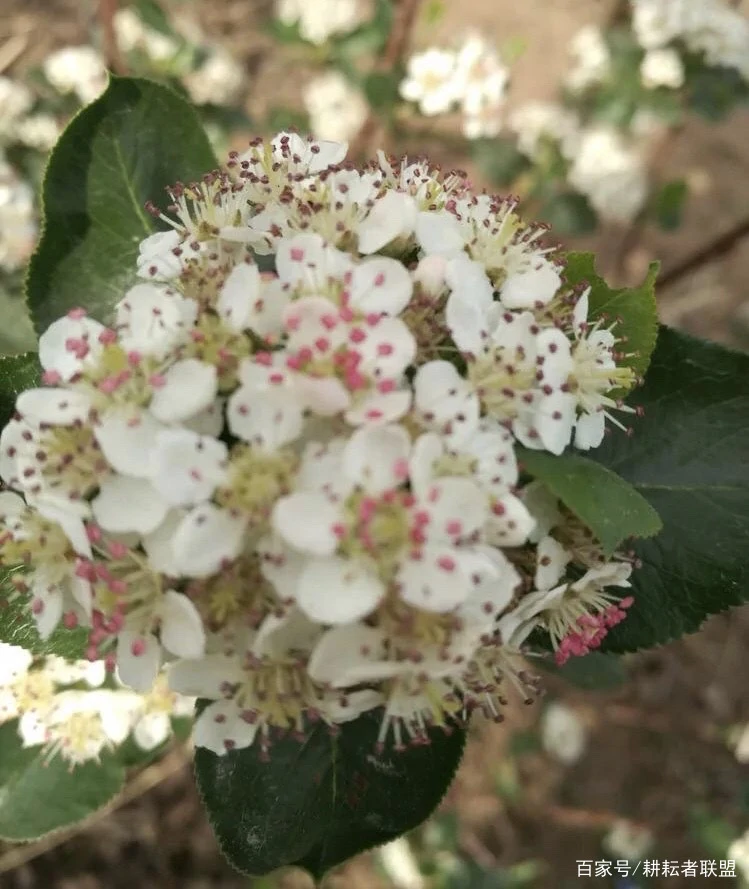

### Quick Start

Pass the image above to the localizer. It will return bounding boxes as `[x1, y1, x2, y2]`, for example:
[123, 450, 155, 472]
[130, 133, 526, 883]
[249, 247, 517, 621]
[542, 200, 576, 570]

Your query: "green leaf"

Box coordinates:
[537, 651, 627, 690]
[686, 61, 749, 121]
[196, 709, 466, 879]
[653, 178, 688, 231]
[0, 352, 40, 428]
[471, 138, 530, 188]
[363, 71, 402, 114]
[0, 721, 125, 840]
[333, 0, 394, 59]
[564, 252, 659, 382]
[595, 326, 749, 652]
[0, 277, 36, 356]
[26, 76, 216, 335]
[519, 449, 662, 556]
[0, 577, 88, 658]
[540, 192, 598, 236]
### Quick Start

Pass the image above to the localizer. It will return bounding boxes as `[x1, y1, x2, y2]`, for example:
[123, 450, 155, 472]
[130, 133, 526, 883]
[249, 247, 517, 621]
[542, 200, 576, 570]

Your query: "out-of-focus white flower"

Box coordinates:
[0, 77, 33, 139]
[603, 819, 654, 861]
[453, 34, 508, 138]
[540, 701, 586, 764]
[568, 127, 649, 224]
[275, 0, 362, 45]
[400, 48, 460, 116]
[303, 71, 368, 143]
[566, 25, 611, 92]
[0, 161, 36, 271]
[378, 838, 425, 889]
[114, 8, 179, 62]
[184, 52, 244, 106]
[43, 46, 107, 104]
[640, 47, 686, 88]
[16, 114, 60, 151]
[730, 830, 749, 884]
[509, 102, 581, 161]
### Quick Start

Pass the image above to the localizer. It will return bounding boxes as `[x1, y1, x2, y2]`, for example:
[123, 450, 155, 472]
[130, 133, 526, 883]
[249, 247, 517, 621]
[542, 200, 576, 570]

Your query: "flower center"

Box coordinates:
[216, 445, 298, 529]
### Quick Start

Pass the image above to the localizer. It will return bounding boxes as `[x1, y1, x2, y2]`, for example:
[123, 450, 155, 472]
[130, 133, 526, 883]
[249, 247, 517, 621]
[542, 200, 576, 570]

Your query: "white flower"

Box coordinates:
[16, 113, 60, 151]
[184, 52, 244, 106]
[43, 46, 107, 104]
[566, 25, 611, 92]
[400, 49, 460, 116]
[540, 701, 586, 764]
[0, 164, 36, 272]
[452, 34, 508, 138]
[568, 127, 649, 224]
[603, 819, 654, 861]
[640, 48, 686, 88]
[303, 71, 368, 143]
[509, 102, 581, 161]
[275, 0, 362, 45]
[0, 77, 33, 134]
[730, 830, 749, 884]
[39, 312, 106, 383]
[115, 282, 197, 356]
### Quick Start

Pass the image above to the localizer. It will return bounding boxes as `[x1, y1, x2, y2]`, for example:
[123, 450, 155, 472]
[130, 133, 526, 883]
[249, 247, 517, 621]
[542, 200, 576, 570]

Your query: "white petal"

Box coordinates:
[272, 492, 341, 556]
[536, 328, 573, 386]
[415, 210, 464, 256]
[323, 689, 383, 721]
[93, 475, 169, 534]
[350, 258, 413, 316]
[357, 191, 417, 254]
[39, 315, 105, 382]
[95, 409, 166, 478]
[308, 624, 387, 686]
[0, 642, 33, 685]
[150, 428, 228, 506]
[296, 375, 352, 415]
[535, 535, 571, 590]
[252, 607, 320, 659]
[413, 360, 479, 441]
[275, 233, 328, 286]
[345, 389, 412, 426]
[297, 557, 385, 624]
[184, 398, 225, 437]
[32, 495, 92, 557]
[117, 631, 161, 692]
[574, 410, 606, 450]
[420, 477, 488, 541]
[168, 653, 243, 698]
[149, 359, 218, 423]
[459, 546, 521, 629]
[486, 494, 536, 547]
[171, 504, 246, 577]
[217, 263, 260, 331]
[18, 711, 47, 746]
[445, 289, 490, 354]
[500, 260, 561, 309]
[0, 420, 33, 488]
[160, 590, 206, 658]
[116, 283, 197, 356]
[343, 423, 411, 494]
[134, 711, 172, 751]
[32, 585, 63, 639]
[142, 509, 186, 576]
[397, 545, 473, 612]
[16, 388, 90, 426]
[227, 386, 303, 448]
[535, 392, 576, 455]
[193, 700, 258, 754]
[356, 316, 416, 379]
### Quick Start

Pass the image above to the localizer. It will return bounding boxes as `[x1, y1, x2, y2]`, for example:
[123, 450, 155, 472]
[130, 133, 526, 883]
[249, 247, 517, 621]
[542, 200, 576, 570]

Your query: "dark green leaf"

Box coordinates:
[196, 709, 466, 878]
[0, 721, 125, 840]
[595, 327, 749, 652]
[133, 0, 180, 40]
[537, 651, 627, 690]
[540, 192, 598, 236]
[686, 60, 749, 121]
[653, 178, 688, 231]
[26, 76, 216, 335]
[363, 71, 402, 114]
[0, 284, 37, 356]
[564, 252, 659, 382]
[519, 448, 662, 556]
[471, 138, 530, 188]
[0, 352, 40, 428]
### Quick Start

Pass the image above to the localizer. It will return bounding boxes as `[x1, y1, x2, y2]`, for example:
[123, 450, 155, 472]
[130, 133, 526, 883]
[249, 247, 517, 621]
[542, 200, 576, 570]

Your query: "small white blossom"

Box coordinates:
[43, 46, 107, 104]
[400, 49, 460, 116]
[275, 0, 362, 45]
[566, 25, 611, 92]
[540, 701, 586, 764]
[640, 48, 686, 88]
[184, 52, 244, 106]
[303, 71, 368, 143]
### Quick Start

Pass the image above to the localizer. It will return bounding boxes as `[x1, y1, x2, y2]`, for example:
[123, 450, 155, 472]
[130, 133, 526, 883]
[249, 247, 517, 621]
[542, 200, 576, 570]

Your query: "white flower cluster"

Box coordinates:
[400, 34, 509, 138]
[566, 25, 612, 93]
[303, 71, 369, 143]
[43, 46, 108, 105]
[631, 0, 749, 82]
[0, 642, 192, 767]
[113, 8, 180, 62]
[0, 76, 60, 152]
[0, 157, 37, 272]
[0, 133, 639, 755]
[275, 0, 363, 45]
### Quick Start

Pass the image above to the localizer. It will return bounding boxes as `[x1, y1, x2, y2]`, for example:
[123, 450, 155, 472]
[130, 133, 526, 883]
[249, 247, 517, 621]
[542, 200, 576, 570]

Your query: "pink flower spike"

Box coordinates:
[98, 328, 117, 345]
[86, 524, 103, 543]
[127, 351, 142, 366]
[130, 638, 147, 656]
[108, 540, 128, 559]
[67, 307, 87, 320]
[42, 369, 62, 385]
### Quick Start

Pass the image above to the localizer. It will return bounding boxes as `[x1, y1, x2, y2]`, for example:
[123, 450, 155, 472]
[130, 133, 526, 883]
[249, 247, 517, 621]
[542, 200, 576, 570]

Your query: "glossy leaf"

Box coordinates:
[595, 327, 749, 652]
[196, 709, 466, 879]
[0, 352, 40, 428]
[519, 448, 662, 556]
[0, 721, 125, 841]
[26, 76, 216, 335]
